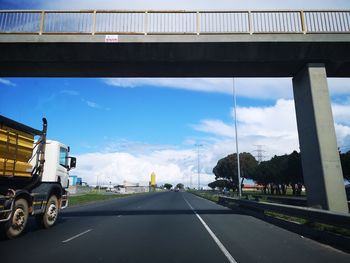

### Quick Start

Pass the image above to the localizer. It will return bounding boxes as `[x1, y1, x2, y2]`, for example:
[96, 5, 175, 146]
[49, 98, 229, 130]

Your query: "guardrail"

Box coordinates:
[218, 196, 350, 229]
[0, 10, 349, 35]
[250, 194, 350, 210]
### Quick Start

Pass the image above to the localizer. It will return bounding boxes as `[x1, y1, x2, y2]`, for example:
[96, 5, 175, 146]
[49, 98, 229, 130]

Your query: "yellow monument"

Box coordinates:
[150, 172, 156, 186]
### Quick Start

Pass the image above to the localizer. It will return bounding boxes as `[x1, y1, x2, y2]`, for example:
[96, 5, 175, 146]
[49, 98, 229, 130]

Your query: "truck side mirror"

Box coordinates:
[70, 157, 77, 169]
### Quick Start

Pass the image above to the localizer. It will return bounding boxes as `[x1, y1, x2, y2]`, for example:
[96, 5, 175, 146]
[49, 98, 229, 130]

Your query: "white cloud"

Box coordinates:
[104, 77, 350, 100]
[195, 100, 297, 138]
[328, 78, 350, 97]
[196, 99, 350, 153]
[74, 98, 350, 187]
[81, 98, 110, 110]
[235, 99, 298, 138]
[104, 77, 293, 99]
[86, 101, 99, 108]
[61, 89, 79, 96]
[75, 149, 200, 187]
[103, 78, 233, 95]
[0, 78, 16, 87]
[103, 140, 177, 154]
[193, 100, 300, 157]
[332, 101, 350, 126]
[193, 120, 235, 138]
[74, 137, 233, 188]
[72, 100, 291, 187]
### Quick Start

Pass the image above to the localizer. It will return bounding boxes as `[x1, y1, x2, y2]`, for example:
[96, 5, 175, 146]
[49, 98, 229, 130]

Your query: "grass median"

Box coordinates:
[187, 190, 220, 202]
[68, 191, 143, 206]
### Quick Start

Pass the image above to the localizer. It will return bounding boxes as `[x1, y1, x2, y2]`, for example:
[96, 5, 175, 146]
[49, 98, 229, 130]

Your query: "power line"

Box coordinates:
[253, 145, 267, 163]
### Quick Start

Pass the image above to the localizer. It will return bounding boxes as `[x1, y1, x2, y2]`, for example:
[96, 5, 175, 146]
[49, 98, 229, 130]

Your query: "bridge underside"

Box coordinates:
[0, 34, 350, 77]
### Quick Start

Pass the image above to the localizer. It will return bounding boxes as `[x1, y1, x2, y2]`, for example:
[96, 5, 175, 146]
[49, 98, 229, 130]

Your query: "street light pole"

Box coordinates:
[233, 78, 242, 198]
[195, 144, 203, 190]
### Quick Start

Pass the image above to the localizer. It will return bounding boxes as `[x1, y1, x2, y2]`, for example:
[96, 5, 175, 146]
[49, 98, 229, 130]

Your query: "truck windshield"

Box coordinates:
[59, 147, 68, 167]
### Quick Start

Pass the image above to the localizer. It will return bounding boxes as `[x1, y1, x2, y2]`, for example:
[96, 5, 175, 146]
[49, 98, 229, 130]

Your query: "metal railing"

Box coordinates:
[0, 10, 349, 35]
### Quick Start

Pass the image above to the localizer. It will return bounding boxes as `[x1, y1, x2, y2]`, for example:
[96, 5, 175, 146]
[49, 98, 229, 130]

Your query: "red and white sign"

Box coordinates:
[105, 35, 119, 43]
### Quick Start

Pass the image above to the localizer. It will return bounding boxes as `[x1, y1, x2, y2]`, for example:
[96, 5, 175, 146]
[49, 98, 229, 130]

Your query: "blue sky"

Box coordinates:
[1, 78, 238, 154]
[1, 0, 350, 187]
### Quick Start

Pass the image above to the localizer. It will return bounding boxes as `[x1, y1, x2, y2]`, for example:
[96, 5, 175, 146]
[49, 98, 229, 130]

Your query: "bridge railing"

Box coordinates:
[0, 10, 349, 35]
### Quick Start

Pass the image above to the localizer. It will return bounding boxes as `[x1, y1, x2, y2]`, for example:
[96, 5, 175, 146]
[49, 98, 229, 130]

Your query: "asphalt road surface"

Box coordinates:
[1, 191, 349, 263]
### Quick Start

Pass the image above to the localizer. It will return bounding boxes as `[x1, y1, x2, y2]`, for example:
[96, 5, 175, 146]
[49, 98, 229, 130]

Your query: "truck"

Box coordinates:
[0, 115, 76, 239]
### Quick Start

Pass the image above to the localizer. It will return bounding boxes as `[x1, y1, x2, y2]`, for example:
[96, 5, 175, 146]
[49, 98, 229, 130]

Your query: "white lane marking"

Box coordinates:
[184, 197, 238, 263]
[62, 229, 92, 243]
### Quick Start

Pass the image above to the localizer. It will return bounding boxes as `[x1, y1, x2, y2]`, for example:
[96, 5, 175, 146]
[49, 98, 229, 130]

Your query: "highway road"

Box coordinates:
[0, 191, 349, 263]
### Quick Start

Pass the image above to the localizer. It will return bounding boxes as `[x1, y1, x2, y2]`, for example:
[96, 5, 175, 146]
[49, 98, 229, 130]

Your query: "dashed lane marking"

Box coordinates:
[62, 229, 92, 243]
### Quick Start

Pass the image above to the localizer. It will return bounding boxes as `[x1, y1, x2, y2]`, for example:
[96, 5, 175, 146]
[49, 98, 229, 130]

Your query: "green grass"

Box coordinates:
[242, 189, 306, 197]
[68, 192, 142, 206]
[265, 211, 350, 237]
[265, 211, 308, 224]
[188, 190, 219, 202]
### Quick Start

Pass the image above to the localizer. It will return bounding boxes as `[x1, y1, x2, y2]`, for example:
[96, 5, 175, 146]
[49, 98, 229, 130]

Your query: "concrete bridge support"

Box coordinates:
[292, 63, 348, 213]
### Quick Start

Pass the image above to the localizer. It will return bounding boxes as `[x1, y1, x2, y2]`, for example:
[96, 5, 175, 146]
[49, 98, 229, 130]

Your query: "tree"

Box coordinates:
[212, 152, 258, 191]
[208, 179, 230, 190]
[340, 151, 350, 182]
[251, 160, 273, 186]
[163, 183, 173, 190]
[176, 183, 184, 189]
[250, 151, 304, 195]
[283, 151, 304, 194]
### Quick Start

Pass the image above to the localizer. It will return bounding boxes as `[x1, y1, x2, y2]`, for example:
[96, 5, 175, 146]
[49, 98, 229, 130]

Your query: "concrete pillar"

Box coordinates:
[292, 63, 348, 213]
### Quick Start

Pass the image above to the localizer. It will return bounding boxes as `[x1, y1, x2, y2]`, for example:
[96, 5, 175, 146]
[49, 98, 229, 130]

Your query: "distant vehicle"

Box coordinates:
[0, 115, 76, 239]
[175, 188, 179, 192]
[106, 187, 117, 193]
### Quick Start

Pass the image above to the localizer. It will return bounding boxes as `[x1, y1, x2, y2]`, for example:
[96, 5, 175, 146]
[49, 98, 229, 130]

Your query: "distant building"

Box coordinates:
[69, 175, 78, 186]
[76, 177, 82, 185]
[68, 175, 89, 195]
[116, 180, 150, 194]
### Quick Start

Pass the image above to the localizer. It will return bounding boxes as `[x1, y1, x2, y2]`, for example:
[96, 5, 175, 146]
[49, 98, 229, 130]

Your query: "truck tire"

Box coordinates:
[36, 195, 59, 229]
[4, 198, 29, 239]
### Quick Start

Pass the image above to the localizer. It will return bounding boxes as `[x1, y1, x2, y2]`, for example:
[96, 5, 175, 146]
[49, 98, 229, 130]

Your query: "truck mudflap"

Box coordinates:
[0, 190, 15, 223]
[60, 193, 68, 209]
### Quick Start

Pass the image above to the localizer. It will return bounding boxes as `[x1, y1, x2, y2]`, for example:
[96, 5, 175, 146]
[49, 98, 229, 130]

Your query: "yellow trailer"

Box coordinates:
[0, 116, 43, 178]
[0, 115, 76, 239]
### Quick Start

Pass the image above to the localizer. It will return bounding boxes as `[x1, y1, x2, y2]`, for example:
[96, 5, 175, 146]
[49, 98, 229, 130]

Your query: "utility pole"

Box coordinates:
[195, 143, 203, 190]
[190, 174, 192, 189]
[97, 173, 100, 193]
[233, 78, 242, 198]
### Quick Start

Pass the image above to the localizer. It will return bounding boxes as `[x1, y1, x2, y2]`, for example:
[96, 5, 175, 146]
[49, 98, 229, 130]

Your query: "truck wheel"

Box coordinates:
[37, 195, 59, 229]
[4, 198, 29, 239]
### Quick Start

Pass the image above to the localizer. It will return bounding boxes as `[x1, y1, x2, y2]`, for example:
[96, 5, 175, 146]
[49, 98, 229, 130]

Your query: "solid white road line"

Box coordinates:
[184, 197, 238, 263]
[62, 229, 93, 243]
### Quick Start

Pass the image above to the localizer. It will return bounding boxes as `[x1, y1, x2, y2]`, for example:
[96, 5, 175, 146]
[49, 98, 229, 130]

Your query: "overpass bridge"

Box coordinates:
[0, 10, 350, 77]
[0, 10, 349, 213]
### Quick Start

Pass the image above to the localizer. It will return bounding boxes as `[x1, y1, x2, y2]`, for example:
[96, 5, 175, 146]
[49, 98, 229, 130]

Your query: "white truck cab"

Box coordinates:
[40, 140, 76, 188]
